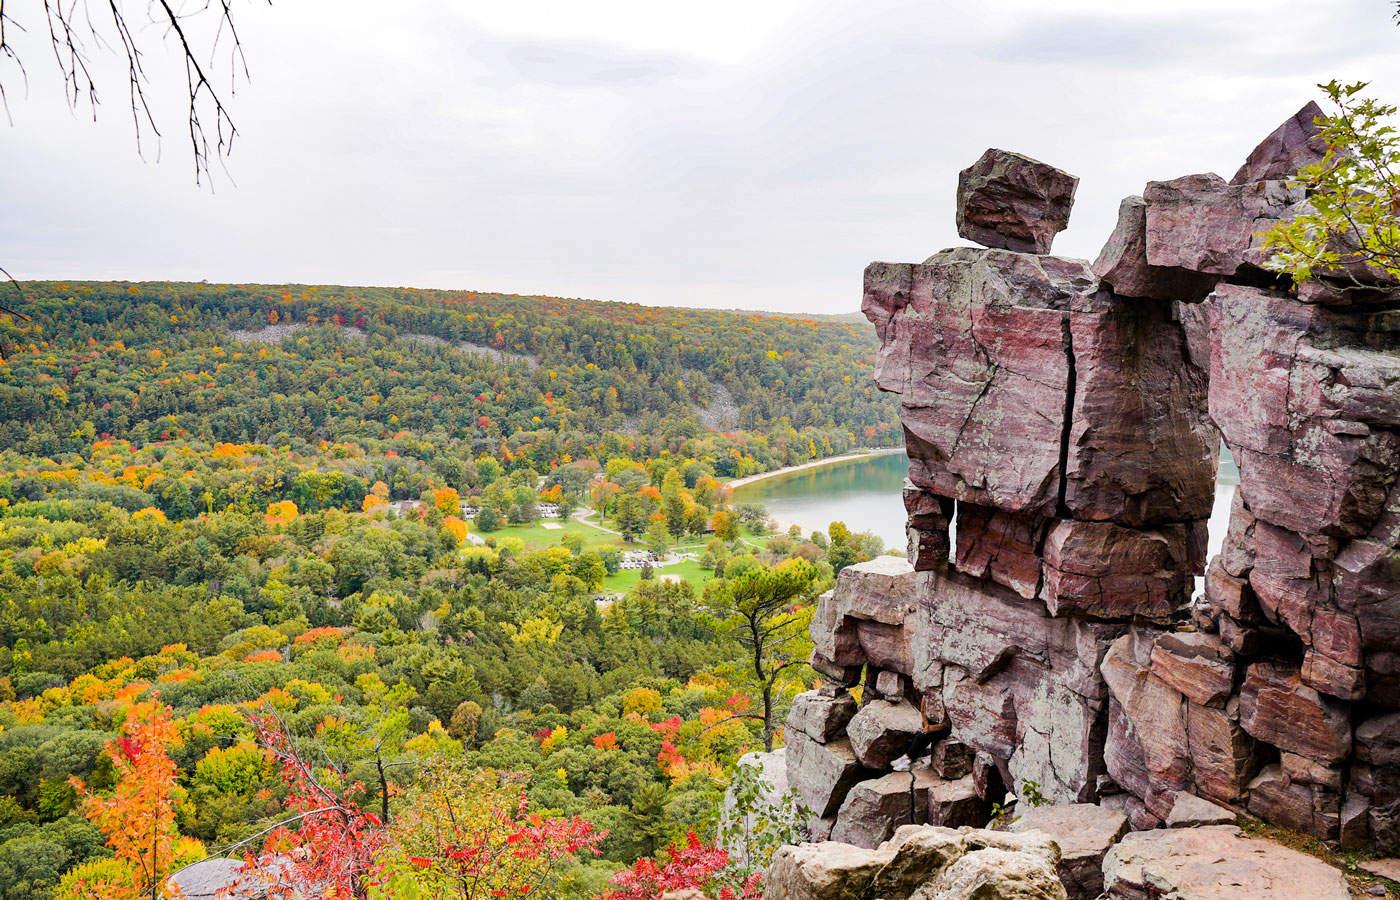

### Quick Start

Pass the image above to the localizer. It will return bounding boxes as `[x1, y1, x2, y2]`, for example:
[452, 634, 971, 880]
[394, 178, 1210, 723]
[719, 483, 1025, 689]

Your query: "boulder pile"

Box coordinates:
[788, 102, 1400, 856]
[765, 824, 1069, 900]
[761, 820, 1352, 900]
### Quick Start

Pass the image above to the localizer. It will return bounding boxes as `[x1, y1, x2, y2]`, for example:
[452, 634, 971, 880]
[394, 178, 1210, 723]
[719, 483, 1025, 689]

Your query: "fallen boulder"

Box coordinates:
[1164, 791, 1237, 827]
[1239, 662, 1351, 766]
[831, 772, 916, 849]
[924, 774, 991, 829]
[1093, 195, 1218, 301]
[789, 690, 859, 744]
[1041, 521, 1198, 620]
[1149, 632, 1235, 708]
[762, 840, 893, 900]
[847, 700, 925, 770]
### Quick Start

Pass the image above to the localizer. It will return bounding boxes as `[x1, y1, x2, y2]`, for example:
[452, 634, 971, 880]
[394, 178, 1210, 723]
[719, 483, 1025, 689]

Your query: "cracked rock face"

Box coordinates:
[785, 730, 873, 819]
[864, 248, 1094, 516]
[956, 148, 1079, 255]
[1209, 284, 1400, 539]
[1064, 291, 1218, 526]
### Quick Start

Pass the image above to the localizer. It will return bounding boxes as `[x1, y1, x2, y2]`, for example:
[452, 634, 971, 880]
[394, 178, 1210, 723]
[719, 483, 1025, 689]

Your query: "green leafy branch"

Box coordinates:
[1261, 80, 1400, 286]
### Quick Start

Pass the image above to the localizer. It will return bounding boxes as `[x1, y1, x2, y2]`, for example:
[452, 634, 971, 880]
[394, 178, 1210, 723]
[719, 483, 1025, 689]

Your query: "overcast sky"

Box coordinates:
[3, 0, 1398, 314]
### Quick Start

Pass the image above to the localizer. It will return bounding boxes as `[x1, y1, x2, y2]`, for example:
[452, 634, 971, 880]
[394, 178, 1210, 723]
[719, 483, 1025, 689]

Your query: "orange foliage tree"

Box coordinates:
[265, 499, 299, 524]
[443, 516, 469, 544]
[433, 487, 460, 515]
[69, 698, 186, 900]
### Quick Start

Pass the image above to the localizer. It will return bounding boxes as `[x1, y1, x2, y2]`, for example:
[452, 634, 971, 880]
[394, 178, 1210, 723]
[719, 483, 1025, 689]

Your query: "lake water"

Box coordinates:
[732, 452, 911, 549]
[733, 448, 1241, 565]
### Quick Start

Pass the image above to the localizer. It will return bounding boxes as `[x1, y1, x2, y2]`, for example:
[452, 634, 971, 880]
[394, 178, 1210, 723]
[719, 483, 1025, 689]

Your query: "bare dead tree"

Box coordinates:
[0, 0, 269, 185]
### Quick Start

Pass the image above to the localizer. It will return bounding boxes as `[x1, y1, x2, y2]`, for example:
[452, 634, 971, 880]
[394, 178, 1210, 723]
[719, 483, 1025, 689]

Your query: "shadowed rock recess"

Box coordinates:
[786, 106, 1400, 870]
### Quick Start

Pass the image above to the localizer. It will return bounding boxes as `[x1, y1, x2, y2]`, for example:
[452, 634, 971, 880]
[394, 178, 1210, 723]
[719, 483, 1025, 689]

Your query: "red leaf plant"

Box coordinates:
[376, 759, 604, 899]
[238, 712, 384, 900]
[603, 832, 762, 900]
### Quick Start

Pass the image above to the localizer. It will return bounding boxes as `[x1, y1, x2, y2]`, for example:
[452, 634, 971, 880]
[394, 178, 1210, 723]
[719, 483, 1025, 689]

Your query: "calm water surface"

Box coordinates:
[732, 452, 909, 549]
[733, 448, 1240, 562]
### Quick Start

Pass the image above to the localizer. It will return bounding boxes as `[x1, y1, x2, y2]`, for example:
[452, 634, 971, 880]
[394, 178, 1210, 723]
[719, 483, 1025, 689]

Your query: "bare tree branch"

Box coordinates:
[0, 1, 32, 126]
[0, 267, 30, 360]
[3, 1, 270, 185]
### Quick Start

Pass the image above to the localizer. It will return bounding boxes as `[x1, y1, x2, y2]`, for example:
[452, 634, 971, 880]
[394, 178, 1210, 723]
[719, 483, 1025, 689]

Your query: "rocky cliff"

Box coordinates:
[787, 102, 1400, 859]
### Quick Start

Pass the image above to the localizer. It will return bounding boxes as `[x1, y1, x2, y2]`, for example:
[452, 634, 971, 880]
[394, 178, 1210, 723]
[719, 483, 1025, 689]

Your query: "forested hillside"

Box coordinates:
[0, 281, 899, 899]
[0, 282, 894, 460]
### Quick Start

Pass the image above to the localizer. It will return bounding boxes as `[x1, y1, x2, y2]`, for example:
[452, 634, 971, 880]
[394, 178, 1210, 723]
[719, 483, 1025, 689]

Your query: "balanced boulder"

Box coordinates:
[956, 148, 1078, 254]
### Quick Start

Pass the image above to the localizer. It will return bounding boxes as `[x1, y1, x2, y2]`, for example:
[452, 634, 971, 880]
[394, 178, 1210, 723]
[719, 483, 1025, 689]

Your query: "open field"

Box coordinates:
[469, 511, 719, 592]
[603, 558, 715, 594]
[475, 517, 624, 552]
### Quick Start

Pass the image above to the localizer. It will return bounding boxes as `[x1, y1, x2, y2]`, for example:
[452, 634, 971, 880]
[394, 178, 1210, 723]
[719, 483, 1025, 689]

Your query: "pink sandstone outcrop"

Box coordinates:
[1100, 826, 1350, 900]
[789, 101, 1400, 861]
[1231, 101, 1329, 184]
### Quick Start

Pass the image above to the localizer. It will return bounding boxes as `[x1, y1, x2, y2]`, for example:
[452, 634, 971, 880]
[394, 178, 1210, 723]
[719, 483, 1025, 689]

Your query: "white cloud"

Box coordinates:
[2, 0, 1398, 313]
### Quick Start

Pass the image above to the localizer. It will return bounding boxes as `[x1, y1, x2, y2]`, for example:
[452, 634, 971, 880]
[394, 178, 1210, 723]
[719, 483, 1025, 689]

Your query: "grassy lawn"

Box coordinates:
[470, 511, 723, 593]
[736, 524, 785, 550]
[473, 518, 626, 552]
[603, 558, 716, 594]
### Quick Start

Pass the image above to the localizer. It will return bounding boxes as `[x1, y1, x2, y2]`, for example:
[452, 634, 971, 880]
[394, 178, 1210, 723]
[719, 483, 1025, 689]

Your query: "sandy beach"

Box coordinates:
[725, 446, 904, 490]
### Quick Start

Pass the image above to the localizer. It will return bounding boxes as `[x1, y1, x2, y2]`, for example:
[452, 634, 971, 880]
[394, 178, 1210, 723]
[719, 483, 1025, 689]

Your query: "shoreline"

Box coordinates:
[726, 446, 904, 490]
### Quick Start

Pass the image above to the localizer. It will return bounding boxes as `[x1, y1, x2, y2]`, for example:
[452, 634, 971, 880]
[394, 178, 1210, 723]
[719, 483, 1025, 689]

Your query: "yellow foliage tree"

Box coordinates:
[265, 500, 299, 524]
[433, 487, 460, 515]
[443, 516, 469, 544]
[622, 687, 663, 718]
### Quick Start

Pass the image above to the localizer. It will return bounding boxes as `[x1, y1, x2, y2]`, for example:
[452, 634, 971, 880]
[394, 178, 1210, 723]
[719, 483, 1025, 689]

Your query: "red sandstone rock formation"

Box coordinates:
[790, 103, 1400, 856]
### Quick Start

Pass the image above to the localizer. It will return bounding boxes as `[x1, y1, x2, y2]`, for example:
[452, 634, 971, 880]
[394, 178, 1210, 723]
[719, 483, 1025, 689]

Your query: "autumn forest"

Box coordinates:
[0, 280, 901, 899]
